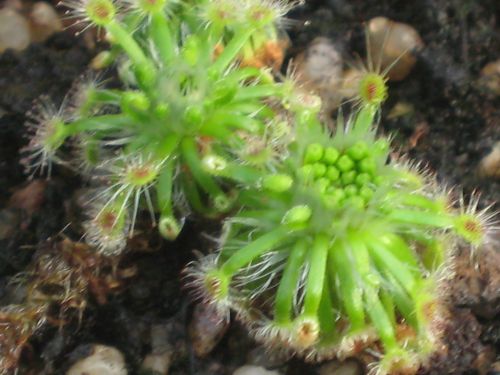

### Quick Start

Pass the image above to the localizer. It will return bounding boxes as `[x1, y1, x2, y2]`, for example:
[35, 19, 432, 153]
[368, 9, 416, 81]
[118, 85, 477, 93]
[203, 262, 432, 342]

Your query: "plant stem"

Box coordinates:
[210, 28, 255, 74]
[303, 234, 329, 317]
[156, 159, 174, 215]
[181, 137, 225, 198]
[388, 209, 452, 228]
[328, 244, 365, 331]
[65, 114, 132, 135]
[150, 12, 175, 65]
[221, 226, 289, 277]
[274, 239, 308, 324]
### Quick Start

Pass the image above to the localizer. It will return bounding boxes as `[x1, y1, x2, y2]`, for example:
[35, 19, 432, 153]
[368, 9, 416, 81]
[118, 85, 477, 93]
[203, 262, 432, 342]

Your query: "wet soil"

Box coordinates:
[0, 0, 499, 374]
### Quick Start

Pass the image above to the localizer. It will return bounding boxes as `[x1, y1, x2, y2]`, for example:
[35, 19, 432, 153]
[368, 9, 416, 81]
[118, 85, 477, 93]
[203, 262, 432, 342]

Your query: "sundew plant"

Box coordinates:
[21, 0, 498, 373]
[23, 0, 298, 254]
[187, 101, 497, 373]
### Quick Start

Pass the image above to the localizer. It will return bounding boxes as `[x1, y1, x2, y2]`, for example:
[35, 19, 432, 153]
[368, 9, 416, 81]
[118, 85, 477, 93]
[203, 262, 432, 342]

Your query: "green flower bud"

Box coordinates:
[355, 172, 371, 187]
[336, 154, 355, 172]
[182, 35, 201, 66]
[344, 185, 358, 197]
[326, 166, 340, 182]
[262, 174, 294, 193]
[323, 147, 340, 164]
[324, 188, 345, 208]
[315, 177, 330, 194]
[183, 105, 203, 127]
[283, 205, 312, 227]
[312, 163, 327, 178]
[154, 102, 170, 118]
[359, 157, 377, 174]
[341, 170, 357, 185]
[347, 141, 368, 161]
[359, 186, 374, 201]
[304, 143, 324, 164]
[329, 187, 346, 200]
[121, 91, 150, 113]
[346, 195, 365, 209]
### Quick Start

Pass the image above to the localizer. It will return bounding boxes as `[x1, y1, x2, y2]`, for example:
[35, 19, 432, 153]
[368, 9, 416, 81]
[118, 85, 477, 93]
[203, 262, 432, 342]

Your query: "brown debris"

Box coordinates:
[8, 179, 47, 217]
[419, 308, 488, 374]
[408, 122, 430, 149]
[0, 239, 136, 373]
[446, 240, 500, 319]
[240, 39, 289, 71]
[188, 303, 229, 357]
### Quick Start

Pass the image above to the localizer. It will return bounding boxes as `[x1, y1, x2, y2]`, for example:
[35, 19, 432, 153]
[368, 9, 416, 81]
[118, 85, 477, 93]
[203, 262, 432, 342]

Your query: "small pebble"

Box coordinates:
[318, 359, 363, 375]
[367, 17, 424, 81]
[480, 60, 500, 95]
[189, 303, 229, 357]
[142, 352, 171, 375]
[66, 344, 127, 375]
[488, 361, 500, 375]
[294, 37, 344, 112]
[296, 37, 343, 89]
[478, 142, 500, 179]
[150, 323, 171, 353]
[233, 365, 281, 375]
[0, 8, 31, 53]
[247, 346, 288, 369]
[29, 2, 63, 43]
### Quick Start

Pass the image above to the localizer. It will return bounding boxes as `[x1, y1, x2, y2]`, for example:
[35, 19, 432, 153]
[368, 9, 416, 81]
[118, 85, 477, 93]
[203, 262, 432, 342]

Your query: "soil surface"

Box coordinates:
[0, 0, 498, 374]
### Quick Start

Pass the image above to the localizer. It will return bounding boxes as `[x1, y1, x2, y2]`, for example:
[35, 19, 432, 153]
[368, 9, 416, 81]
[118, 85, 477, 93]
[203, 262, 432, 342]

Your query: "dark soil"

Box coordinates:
[0, 1, 498, 374]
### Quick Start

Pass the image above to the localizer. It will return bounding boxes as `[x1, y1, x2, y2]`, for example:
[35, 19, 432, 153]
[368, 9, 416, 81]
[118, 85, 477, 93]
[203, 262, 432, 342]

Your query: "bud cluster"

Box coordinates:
[298, 139, 386, 209]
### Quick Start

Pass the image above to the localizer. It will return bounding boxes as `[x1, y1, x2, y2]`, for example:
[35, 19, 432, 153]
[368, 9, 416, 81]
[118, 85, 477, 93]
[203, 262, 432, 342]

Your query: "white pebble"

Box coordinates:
[479, 142, 500, 179]
[480, 59, 500, 95]
[318, 359, 363, 375]
[0, 8, 31, 53]
[66, 345, 127, 375]
[233, 365, 281, 375]
[294, 37, 344, 113]
[29, 2, 63, 43]
[142, 352, 171, 375]
[367, 17, 424, 81]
